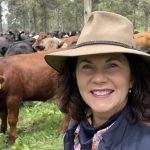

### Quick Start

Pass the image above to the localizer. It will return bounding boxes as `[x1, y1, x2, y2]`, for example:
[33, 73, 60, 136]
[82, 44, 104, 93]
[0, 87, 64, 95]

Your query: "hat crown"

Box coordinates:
[77, 11, 133, 47]
[45, 11, 150, 73]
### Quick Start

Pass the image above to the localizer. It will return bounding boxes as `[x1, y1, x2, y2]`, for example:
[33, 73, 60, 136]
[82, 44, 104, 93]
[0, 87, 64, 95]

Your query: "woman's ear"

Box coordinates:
[129, 76, 134, 89]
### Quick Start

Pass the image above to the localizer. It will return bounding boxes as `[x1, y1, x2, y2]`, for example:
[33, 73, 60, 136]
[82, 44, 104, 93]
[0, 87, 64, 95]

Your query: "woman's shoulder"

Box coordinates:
[121, 120, 150, 149]
[139, 121, 150, 127]
[143, 122, 150, 126]
[124, 120, 150, 139]
[140, 121, 150, 131]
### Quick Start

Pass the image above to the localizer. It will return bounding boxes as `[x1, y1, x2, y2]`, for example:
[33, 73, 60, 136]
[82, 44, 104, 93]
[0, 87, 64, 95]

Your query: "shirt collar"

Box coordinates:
[100, 105, 133, 149]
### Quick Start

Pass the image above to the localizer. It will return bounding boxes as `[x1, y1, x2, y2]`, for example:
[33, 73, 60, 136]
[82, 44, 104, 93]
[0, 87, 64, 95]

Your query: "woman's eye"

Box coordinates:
[82, 64, 93, 70]
[107, 63, 118, 68]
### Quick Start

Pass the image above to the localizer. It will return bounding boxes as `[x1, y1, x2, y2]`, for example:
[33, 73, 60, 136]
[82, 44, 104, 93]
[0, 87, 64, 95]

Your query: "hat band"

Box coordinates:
[76, 41, 132, 49]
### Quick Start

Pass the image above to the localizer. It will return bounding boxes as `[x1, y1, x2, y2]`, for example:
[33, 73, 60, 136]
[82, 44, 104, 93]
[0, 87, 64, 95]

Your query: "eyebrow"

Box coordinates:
[77, 59, 93, 65]
[106, 56, 124, 63]
[78, 56, 124, 64]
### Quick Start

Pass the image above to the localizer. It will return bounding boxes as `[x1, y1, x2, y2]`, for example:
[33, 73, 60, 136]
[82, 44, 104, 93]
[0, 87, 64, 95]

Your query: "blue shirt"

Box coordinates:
[64, 106, 150, 150]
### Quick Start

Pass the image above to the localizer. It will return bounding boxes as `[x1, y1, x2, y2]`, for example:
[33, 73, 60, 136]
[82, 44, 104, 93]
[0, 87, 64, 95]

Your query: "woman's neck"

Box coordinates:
[92, 107, 126, 127]
[92, 114, 110, 127]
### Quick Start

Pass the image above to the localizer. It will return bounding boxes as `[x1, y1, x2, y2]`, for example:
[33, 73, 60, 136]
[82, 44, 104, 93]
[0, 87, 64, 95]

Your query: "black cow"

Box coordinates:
[7, 31, 24, 42]
[0, 36, 10, 56]
[4, 41, 35, 56]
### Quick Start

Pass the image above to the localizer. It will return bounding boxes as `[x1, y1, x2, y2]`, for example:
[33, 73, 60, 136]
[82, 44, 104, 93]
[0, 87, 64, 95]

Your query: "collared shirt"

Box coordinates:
[74, 122, 114, 150]
[64, 105, 150, 150]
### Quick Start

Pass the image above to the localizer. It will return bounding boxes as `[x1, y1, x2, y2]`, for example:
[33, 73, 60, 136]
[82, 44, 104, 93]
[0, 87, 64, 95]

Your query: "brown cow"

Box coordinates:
[61, 35, 79, 48]
[0, 49, 69, 147]
[133, 31, 150, 49]
[32, 32, 63, 51]
[39, 37, 62, 50]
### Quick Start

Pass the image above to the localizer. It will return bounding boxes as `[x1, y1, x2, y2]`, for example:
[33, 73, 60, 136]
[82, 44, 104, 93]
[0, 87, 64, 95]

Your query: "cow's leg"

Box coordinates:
[60, 115, 71, 135]
[0, 104, 8, 133]
[6, 96, 20, 147]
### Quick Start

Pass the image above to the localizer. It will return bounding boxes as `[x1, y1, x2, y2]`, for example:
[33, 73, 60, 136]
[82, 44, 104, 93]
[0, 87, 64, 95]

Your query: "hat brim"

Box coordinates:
[45, 44, 150, 72]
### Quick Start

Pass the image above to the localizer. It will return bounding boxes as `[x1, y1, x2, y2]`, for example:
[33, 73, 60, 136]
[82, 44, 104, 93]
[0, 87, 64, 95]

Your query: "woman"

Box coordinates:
[45, 11, 150, 150]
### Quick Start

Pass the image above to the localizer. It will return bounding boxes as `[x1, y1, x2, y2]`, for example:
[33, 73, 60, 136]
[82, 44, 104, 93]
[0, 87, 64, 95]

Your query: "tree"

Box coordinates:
[0, 0, 6, 33]
[138, 0, 150, 31]
[84, 0, 92, 24]
[6, 0, 150, 33]
[0, 1, 3, 32]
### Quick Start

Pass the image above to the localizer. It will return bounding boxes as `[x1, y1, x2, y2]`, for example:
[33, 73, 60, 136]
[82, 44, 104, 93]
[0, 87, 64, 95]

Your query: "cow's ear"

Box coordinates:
[20, 31, 24, 35]
[9, 31, 13, 35]
[35, 45, 45, 51]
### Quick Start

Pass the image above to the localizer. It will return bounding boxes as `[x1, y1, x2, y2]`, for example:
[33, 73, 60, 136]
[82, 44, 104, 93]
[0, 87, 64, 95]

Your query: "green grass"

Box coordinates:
[0, 100, 64, 150]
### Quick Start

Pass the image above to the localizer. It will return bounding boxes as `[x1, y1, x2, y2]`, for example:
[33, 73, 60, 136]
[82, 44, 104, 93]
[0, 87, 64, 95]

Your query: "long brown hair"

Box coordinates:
[126, 54, 150, 122]
[55, 54, 150, 122]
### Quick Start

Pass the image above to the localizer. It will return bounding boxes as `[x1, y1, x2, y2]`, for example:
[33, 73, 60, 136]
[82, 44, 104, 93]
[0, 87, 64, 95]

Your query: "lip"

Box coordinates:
[90, 89, 114, 98]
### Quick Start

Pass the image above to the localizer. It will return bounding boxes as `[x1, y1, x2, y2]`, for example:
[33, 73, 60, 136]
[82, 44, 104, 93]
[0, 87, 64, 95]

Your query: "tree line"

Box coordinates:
[0, 0, 150, 33]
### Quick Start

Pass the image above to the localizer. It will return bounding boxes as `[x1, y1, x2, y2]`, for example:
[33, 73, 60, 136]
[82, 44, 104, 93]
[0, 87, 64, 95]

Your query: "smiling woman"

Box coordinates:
[75, 53, 132, 126]
[44, 11, 150, 150]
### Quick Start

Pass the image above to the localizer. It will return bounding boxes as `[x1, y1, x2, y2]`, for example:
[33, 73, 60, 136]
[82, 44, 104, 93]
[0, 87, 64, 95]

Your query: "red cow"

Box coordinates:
[32, 32, 48, 50]
[61, 35, 79, 48]
[133, 31, 150, 49]
[32, 34, 62, 51]
[0, 49, 69, 147]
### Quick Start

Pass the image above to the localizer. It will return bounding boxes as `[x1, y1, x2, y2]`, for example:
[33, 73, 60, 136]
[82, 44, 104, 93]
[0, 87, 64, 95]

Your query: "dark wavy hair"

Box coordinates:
[55, 54, 150, 122]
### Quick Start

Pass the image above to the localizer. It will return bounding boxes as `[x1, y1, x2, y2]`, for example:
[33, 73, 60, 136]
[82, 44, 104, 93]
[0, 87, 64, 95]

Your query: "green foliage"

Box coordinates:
[93, 0, 150, 31]
[7, 0, 84, 32]
[0, 101, 64, 150]
[4, 0, 150, 32]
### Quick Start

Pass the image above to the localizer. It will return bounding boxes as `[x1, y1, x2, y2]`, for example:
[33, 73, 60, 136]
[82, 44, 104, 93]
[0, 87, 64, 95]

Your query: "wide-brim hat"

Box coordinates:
[45, 11, 150, 72]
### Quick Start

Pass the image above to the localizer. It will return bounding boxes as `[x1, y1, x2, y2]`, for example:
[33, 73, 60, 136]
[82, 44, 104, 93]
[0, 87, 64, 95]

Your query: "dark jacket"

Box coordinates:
[64, 106, 150, 150]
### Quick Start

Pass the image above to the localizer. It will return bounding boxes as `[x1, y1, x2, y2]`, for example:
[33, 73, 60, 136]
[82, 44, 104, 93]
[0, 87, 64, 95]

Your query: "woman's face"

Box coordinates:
[75, 53, 133, 125]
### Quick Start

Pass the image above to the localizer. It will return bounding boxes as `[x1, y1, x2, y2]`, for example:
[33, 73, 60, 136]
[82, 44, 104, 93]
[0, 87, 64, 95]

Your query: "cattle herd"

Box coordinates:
[0, 30, 80, 56]
[0, 30, 149, 147]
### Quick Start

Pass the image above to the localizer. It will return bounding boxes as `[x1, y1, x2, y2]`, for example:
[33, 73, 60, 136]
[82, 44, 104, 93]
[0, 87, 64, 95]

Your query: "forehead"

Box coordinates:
[77, 53, 128, 62]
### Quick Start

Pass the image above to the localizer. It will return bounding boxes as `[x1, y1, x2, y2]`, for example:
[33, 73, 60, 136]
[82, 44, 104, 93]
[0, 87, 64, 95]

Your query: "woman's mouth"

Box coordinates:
[91, 89, 114, 97]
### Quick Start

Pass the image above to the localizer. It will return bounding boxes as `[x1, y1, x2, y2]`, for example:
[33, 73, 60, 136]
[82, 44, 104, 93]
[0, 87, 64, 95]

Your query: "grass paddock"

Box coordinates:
[0, 100, 64, 150]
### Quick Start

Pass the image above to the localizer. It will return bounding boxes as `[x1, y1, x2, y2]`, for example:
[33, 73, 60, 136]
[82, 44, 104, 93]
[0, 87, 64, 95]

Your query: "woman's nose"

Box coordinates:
[91, 71, 108, 84]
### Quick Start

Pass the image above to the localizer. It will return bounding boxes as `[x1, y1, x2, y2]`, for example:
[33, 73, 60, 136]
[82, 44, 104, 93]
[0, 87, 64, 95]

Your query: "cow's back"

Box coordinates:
[0, 51, 58, 102]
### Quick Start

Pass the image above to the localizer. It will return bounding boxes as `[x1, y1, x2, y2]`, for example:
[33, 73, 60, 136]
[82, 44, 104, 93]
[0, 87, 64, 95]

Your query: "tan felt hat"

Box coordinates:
[45, 11, 150, 72]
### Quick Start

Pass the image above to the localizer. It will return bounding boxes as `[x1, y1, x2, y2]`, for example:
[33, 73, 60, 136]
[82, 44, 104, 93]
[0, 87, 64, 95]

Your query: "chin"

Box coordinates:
[92, 104, 117, 114]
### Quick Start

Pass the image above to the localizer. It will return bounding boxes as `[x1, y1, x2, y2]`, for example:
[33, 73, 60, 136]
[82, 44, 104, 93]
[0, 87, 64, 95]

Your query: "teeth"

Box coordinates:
[93, 90, 112, 96]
